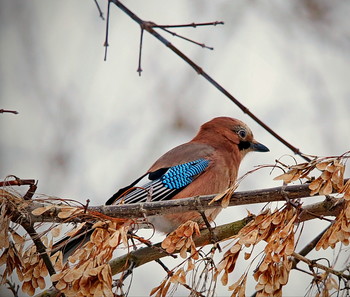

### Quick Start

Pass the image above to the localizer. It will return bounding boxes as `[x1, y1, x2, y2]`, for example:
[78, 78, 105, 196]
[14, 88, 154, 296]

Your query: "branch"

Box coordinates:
[33, 217, 252, 297]
[292, 252, 350, 280]
[33, 197, 345, 297]
[291, 227, 329, 269]
[109, 0, 310, 162]
[0, 109, 19, 115]
[152, 21, 224, 29]
[27, 182, 347, 223]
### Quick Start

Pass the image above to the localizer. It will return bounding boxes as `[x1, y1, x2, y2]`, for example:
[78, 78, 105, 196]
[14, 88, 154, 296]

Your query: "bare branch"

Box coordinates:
[292, 252, 350, 280]
[292, 227, 329, 270]
[0, 109, 19, 115]
[152, 21, 224, 29]
[0, 177, 36, 188]
[159, 27, 214, 50]
[26, 181, 347, 223]
[32, 197, 346, 297]
[93, 0, 104, 20]
[109, 0, 310, 162]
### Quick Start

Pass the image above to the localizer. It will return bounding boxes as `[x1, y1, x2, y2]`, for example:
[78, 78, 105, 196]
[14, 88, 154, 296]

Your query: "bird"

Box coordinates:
[55, 116, 268, 255]
[106, 116, 269, 233]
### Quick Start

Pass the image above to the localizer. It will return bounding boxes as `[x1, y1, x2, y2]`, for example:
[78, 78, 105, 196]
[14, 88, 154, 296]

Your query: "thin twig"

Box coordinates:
[137, 27, 144, 75]
[93, 0, 105, 20]
[23, 181, 38, 200]
[292, 252, 350, 281]
[109, 0, 311, 162]
[21, 222, 57, 277]
[104, 0, 111, 61]
[291, 227, 330, 271]
[5, 279, 20, 297]
[0, 177, 36, 188]
[0, 109, 19, 114]
[152, 21, 224, 28]
[160, 27, 214, 50]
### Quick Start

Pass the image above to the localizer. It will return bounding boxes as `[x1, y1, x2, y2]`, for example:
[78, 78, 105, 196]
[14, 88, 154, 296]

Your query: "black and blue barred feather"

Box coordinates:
[161, 159, 209, 189]
[107, 159, 210, 205]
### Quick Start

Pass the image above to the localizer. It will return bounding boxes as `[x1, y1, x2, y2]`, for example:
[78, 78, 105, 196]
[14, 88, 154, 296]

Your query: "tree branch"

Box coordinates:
[109, 0, 310, 161]
[292, 252, 350, 280]
[27, 182, 347, 223]
[32, 195, 345, 297]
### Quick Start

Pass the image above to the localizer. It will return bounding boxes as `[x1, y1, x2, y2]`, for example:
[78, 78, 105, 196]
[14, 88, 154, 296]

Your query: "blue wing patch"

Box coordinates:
[161, 159, 209, 189]
[112, 159, 209, 204]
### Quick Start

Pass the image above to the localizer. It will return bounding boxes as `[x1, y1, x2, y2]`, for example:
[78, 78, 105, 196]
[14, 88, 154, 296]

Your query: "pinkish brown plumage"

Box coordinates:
[109, 117, 269, 233]
[56, 117, 269, 255]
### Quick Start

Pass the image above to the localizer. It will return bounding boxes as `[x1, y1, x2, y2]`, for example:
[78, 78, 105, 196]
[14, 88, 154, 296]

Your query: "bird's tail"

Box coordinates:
[52, 223, 94, 260]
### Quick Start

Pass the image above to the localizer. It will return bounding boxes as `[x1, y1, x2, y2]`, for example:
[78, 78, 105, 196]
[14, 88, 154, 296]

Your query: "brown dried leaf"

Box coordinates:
[320, 170, 332, 181]
[273, 169, 301, 183]
[58, 207, 82, 219]
[108, 231, 120, 248]
[31, 205, 54, 216]
[209, 190, 227, 205]
[180, 245, 187, 259]
[309, 177, 323, 191]
[51, 225, 62, 238]
[150, 283, 163, 296]
[183, 226, 193, 238]
[11, 232, 25, 245]
[22, 281, 35, 296]
[161, 237, 172, 250]
[244, 252, 251, 260]
[228, 273, 246, 291]
[55, 279, 67, 291]
[230, 243, 242, 254]
[186, 258, 195, 272]
[320, 179, 333, 195]
[0, 250, 8, 266]
[316, 161, 331, 171]
[37, 276, 46, 290]
[284, 236, 295, 255]
[178, 269, 186, 284]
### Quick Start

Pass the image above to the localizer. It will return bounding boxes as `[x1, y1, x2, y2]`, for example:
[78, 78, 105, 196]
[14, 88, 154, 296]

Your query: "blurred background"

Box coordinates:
[1, 0, 349, 296]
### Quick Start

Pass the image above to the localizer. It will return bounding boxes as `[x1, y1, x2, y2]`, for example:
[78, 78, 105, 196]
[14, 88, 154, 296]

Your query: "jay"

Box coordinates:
[56, 117, 268, 255]
[106, 116, 269, 233]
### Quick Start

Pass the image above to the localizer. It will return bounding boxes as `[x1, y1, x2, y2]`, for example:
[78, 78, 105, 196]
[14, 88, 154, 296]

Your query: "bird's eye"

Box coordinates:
[238, 129, 246, 138]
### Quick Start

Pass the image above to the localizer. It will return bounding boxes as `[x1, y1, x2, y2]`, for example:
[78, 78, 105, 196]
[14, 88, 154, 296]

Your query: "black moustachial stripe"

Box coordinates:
[238, 141, 251, 151]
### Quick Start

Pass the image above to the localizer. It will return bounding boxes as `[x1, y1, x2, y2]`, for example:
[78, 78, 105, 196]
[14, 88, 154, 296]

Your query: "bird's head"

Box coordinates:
[195, 117, 269, 158]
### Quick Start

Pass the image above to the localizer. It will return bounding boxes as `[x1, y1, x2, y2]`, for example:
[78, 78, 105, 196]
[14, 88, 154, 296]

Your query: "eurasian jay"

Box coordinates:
[106, 116, 269, 233]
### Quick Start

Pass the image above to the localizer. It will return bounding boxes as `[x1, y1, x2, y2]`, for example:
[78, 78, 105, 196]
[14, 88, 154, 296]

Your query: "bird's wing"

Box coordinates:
[107, 158, 210, 205]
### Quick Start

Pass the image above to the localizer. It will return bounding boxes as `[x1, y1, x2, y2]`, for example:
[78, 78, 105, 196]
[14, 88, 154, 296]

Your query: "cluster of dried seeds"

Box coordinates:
[274, 156, 348, 197]
[313, 273, 339, 297]
[309, 159, 346, 196]
[51, 221, 128, 297]
[210, 184, 239, 208]
[161, 221, 200, 259]
[151, 222, 203, 296]
[19, 243, 60, 296]
[316, 200, 350, 250]
[253, 209, 296, 297]
[0, 227, 25, 287]
[150, 267, 188, 297]
[216, 207, 298, 297]
[31, 204, 84, 219]
[0, 191, 57, 296]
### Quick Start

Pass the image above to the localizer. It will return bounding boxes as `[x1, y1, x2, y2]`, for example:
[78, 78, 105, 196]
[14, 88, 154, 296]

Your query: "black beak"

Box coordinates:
[251, 142, 269, 152]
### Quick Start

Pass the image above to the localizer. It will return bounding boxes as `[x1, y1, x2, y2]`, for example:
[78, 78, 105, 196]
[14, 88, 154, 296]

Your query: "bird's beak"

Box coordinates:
[250, 141, 269, 152]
